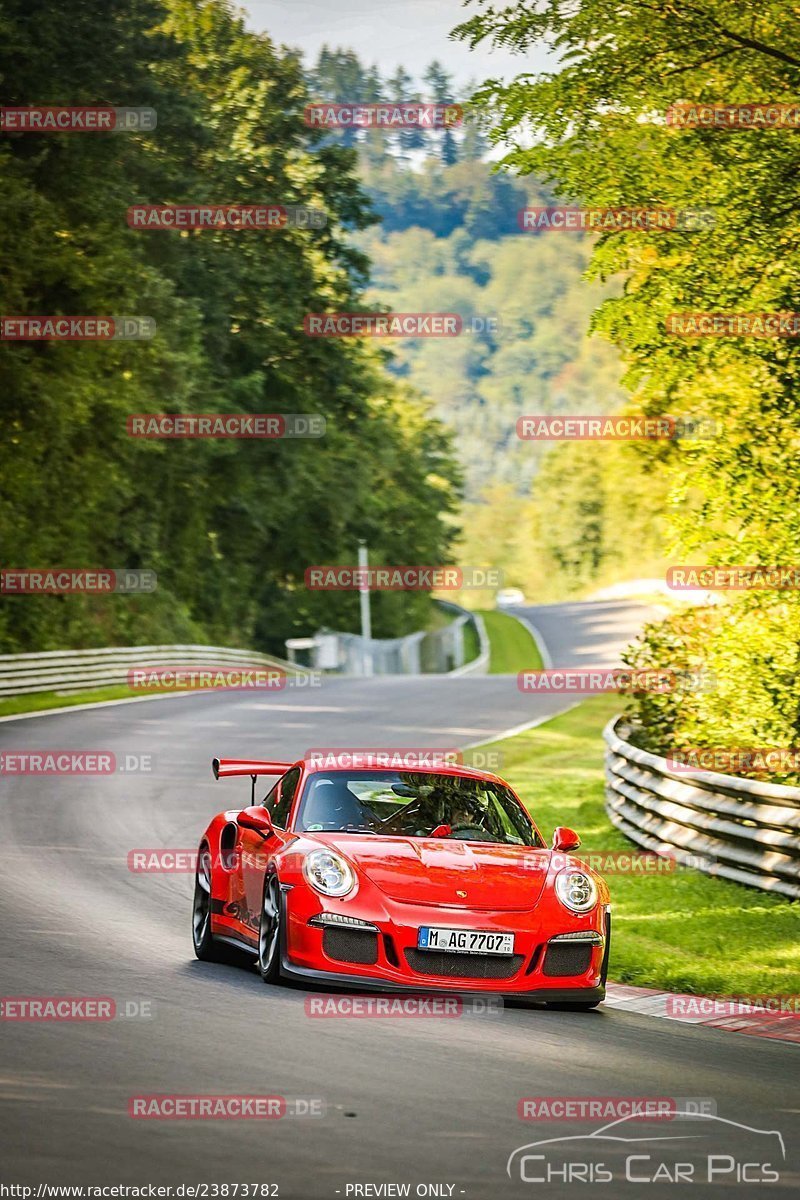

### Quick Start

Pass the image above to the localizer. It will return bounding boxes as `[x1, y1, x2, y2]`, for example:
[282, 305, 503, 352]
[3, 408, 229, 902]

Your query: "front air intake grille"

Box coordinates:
[542, 941, 592, 977]
[405, 949, 524, 980]
[322, 927, 379, 965]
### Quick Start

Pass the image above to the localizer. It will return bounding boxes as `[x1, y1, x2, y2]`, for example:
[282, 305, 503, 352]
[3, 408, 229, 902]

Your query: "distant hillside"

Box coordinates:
[358, 154, 625, 500]
[307, 47, 668, 599]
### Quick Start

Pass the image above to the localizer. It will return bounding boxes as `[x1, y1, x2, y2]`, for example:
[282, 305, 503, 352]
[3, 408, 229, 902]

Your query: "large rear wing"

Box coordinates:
[212, 758, 292, 780]
[212, 758, 293, 805]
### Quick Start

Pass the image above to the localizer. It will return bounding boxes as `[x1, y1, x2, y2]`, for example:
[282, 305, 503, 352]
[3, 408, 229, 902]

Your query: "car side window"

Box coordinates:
[269, 767, 300, 829]
[260, 779, 280, 810]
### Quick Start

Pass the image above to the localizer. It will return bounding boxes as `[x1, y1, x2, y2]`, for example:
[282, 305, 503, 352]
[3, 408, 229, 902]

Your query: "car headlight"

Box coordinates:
[303, 849, 356, 898]
[555, 869, 597, 913]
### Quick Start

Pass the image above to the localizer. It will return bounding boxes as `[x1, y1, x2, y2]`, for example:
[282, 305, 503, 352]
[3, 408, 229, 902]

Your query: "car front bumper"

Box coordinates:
[282, 881, 609, 997]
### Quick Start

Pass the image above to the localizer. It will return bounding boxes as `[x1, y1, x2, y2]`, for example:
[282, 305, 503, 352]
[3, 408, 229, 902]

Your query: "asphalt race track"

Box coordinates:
[1, 601, 797, 1197]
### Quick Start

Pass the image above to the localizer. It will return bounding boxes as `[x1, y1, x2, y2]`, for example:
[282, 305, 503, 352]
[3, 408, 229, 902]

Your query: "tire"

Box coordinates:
[257, 874, 283, 984]
[192, 844, 243, 964]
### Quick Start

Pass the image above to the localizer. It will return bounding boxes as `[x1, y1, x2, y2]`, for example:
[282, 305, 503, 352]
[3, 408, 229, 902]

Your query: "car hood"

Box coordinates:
[309, 834, 551, 910]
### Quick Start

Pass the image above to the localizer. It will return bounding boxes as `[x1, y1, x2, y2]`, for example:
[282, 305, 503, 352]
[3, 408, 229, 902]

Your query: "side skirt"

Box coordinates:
[214, 932, 258, 957]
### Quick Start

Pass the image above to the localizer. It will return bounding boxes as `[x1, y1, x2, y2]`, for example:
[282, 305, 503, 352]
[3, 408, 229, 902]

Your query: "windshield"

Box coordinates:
[296, 770, 544, 847]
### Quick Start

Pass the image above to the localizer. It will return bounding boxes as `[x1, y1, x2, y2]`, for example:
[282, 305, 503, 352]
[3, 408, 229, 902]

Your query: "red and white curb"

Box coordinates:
[605, 983, 800, 1045]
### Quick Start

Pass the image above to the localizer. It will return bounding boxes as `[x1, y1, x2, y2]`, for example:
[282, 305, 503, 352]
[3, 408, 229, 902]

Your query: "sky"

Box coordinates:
[239, 0, 550, 89]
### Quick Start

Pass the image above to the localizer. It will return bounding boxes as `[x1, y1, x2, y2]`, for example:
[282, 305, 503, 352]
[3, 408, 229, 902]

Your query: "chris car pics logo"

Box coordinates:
[507, 1111, 785, 1185]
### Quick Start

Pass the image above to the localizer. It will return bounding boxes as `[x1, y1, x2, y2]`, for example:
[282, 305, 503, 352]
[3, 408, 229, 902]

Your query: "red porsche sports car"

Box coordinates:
[192, 755, 611, 1008]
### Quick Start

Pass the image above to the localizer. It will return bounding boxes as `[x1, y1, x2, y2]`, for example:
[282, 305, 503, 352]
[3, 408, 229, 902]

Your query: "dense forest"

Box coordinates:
[0, 0, 461, 654]
[308, 11, 800, 762]
[8, 0, 797, 771]
[456, 0, 800, 758]
[307, 46, 669, 600]
[0, 6, 671, 656]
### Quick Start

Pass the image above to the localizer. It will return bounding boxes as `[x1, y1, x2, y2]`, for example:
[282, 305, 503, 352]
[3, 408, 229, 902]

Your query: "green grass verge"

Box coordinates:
[0, 683, 190, 717]
[462, 618, 481, 665]
[479, 694, 800, 995]
[477, 609, 544, 674]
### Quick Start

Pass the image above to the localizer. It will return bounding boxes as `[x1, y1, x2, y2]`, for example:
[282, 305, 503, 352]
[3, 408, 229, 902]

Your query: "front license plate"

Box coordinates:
[417, 927, 515, 955]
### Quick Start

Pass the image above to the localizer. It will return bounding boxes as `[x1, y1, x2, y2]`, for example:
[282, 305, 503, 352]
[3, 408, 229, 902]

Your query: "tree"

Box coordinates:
[424, 59, 459, 165]
[387, 65, 425, 159]
[456, 1, 800, 754]
[0, 0, 460, 653]
[309, 45, 367, 148]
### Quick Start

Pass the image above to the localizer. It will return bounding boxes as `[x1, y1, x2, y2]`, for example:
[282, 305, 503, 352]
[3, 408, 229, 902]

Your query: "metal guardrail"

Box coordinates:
[287, 602, 489, 677]
[0, 644, 307, 697]
[604, 716, 800, 900]
[441, 605, 489, 677]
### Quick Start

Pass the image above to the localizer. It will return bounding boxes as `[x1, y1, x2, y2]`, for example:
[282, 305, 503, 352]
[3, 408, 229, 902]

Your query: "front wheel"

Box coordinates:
[258, 875, 283, 984]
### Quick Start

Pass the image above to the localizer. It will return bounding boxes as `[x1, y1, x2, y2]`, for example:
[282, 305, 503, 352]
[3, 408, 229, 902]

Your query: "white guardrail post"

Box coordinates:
[603, 716, 800, 900]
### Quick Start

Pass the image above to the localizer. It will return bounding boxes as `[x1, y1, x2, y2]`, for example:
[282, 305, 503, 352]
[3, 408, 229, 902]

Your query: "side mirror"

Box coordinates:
[552, 826, 581, 852]
[237, 806, 274, 837]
